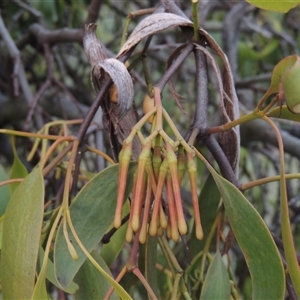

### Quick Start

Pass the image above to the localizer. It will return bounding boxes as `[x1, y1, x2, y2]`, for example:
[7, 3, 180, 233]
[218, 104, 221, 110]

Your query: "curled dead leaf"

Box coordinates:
[117, 13, 193, 58]
[83, 23, 107, 65]
[83, 24, 134, 118]
[93, 59, 134, 118]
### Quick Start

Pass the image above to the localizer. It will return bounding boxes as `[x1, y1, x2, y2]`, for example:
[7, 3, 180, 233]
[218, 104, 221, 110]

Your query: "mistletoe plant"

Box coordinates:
[1, 0, 300, 299]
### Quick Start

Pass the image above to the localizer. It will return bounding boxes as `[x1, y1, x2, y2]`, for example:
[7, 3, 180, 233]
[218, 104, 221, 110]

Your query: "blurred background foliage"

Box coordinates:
[1, 0, 300, 299]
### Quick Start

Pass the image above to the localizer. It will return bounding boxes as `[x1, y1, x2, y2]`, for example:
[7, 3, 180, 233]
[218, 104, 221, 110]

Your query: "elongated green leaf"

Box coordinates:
[0, 218, 4, 249]
[267, 106, 300, 122]
[145, 235, 159, 298]
[38, 247, 79, 294]
[101, 201, 129, 267]
[1, 167, 44, 299]
[10, 137, 28, 195]
[54, 163, 136, 288]
[210, 171, 285, 299]
[32, 269, 48, 300]
[0, 165, 10, 216]
[246, 0, 300, 12]
[74, 250, 119, 300]
[189, 174, 221, 259]
[200, 252, 230, 300]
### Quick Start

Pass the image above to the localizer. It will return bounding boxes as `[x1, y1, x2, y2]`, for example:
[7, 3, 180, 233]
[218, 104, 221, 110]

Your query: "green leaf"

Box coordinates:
[38, 247, 79, 294]
[74, 250, 119, 300]
[264, 55, 298, 99]
[100, 201, 129, 267]
[267, 105, 300, 122]
[1, 167, 44, 299]
[54, 162, 136, 288]
[0, 218, 4, 250]
[145, 235, 159, 298]
[0, 165, 10, 216]
[32, 269, 49, 300]
[210, 171, 285, 299]
[282, 57, 300, 113]
[189, 174, 221, 259]
[200, 252, 231, 300]
[246, 0, 300, 12]
[10, 138, 28, 195]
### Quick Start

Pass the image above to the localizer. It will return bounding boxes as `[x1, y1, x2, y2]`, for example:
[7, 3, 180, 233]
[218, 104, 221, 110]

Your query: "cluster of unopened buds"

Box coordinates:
[114, 87, 203, 243]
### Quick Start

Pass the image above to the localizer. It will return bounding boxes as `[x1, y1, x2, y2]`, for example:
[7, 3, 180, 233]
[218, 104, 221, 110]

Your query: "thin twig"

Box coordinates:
[201, 134, 240, 187]
[101, 213, 130, 244]
[156, 42, 194, 90]
[85, 0, 103, 24]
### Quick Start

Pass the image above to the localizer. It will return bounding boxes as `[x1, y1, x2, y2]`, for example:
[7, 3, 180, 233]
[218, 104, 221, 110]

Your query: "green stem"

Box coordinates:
[255, 91, 271, 112]
[121, 8, 155, 46]
[262, 116, 300, 297]
[260, 96, 278, 115]
[162, 108, 194, 154]
[158, 236, 192, 299]
[32, 207, 63, 297]
[142, 55, 153, 95]
[179, 276, 192, 300]
[0, 128, 68, 140]
[159, 236, 183, 273]
[158, 237, 176, 277]
[40, 137, 73, 169]
[241, 173, 300, 191]
[207, 111, 258, 134]
[170, 273, 181, 300]
[66, 210, 132, 300]
[200, 212, 221, 281]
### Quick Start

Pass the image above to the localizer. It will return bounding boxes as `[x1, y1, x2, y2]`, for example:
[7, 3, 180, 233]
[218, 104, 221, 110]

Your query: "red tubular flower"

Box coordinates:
[131, 141, 152, 232]
[186, 152, 203, 240]
[166, 173, 179, 242]
[114, 141, 133, 228]
[149, 158, 168, 236]
[166, 143, 187, 235]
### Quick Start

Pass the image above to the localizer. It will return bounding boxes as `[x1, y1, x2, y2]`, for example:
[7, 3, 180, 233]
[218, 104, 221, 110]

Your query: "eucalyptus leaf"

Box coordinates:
[10, 137, 28, 195]
[101, 201, 129, 267]
[246, 0, 300, 12]
[189, 174, 221, 259]
[210, 171, 285, 299]
[32, 269, 48, 300]
[54, 163, 136, 288]
[74, 250, 119, 300]
[145, 235, 159, 298]
[1, 167, 44, 299]
[38, 247, 79, 294]
[200, 252, 230, 300]
[0, 164, 10, 216]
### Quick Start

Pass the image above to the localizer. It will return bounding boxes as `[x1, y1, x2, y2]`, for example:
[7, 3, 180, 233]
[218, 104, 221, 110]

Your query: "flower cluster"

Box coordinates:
[114, 88, 203, 243]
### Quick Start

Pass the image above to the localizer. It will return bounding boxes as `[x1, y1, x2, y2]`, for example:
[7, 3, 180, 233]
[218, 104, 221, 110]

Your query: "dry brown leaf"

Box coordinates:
[166, 43, 189, 113]
[83, 23, 107, 65]
[92, 59, 134, 118]
[117, 13, 192, 58]
[198, 28, 240, 173]
[83, 23, 134, 118]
